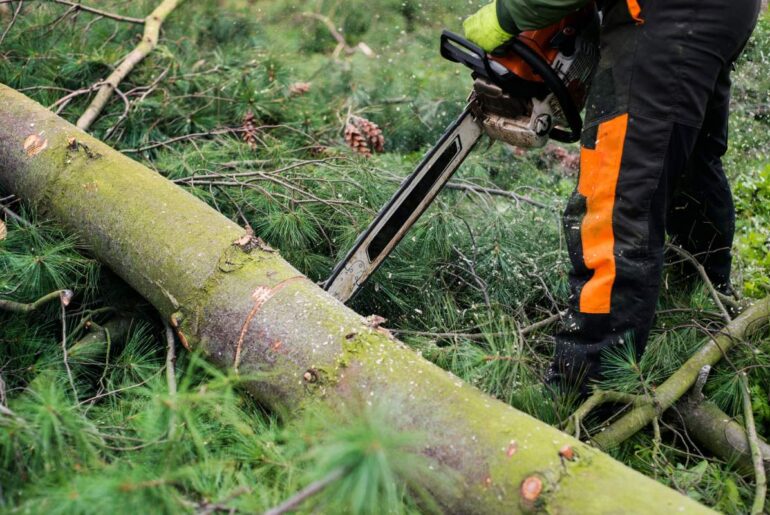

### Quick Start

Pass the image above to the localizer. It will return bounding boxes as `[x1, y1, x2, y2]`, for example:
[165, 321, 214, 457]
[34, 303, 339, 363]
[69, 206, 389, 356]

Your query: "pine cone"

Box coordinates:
[288, 82, 312, 96]
[344, 123, 372, 157]
[351, 115, 385, 153]
[242, 111, 259, 150]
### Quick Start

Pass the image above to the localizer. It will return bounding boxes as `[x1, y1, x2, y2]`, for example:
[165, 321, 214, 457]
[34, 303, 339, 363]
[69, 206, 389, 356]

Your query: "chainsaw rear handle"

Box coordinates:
[440, 30, 583, 143]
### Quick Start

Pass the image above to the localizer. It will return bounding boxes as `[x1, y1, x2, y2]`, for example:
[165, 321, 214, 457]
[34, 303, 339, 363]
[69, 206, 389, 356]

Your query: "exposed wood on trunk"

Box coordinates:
[0, 84, 711, 514]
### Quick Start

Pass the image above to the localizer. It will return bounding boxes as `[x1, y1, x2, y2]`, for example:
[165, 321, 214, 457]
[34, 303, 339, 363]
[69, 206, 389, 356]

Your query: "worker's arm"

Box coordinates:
[499, 0, 593, 32]
[464, 0, 592, 51]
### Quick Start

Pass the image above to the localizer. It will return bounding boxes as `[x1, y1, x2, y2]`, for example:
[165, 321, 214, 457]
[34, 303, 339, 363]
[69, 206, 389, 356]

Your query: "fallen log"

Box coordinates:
[0, 84, 710, 513]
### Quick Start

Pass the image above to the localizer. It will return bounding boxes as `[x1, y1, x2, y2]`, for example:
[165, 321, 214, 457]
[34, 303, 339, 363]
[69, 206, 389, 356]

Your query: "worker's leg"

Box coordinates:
[549, 0, 760, 391]
[667, 68, 735, 293]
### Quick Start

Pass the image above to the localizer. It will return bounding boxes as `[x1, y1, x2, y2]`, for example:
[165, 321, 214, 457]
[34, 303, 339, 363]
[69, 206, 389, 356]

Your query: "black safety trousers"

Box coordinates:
[551, 0, 761, 390]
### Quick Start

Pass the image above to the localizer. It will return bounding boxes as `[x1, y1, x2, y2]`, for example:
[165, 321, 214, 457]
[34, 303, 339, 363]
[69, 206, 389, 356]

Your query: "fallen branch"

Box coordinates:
[0, 289, 73, 313]
[76, 0, 185, 130]
[565, 390, 650, 439]
[673, 397, 770, 476]
[164, 320, 178, 439]
[60, 291, 77, 397]
[591, 297, 770, 450]
[741, 372, 767, 515]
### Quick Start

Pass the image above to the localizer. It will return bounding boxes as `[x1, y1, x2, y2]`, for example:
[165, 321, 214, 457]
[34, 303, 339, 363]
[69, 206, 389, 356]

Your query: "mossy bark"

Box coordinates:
[0, 84, 712, 514]
[674, 399, 770, 476]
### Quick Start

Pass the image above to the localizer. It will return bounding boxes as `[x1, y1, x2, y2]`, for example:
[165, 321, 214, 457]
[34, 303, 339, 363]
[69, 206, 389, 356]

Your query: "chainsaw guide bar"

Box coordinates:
[324, 8, 599, 303]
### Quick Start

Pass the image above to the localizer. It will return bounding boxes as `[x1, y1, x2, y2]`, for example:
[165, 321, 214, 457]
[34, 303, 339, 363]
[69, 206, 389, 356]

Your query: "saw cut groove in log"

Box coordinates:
[0, 84, 711, 514]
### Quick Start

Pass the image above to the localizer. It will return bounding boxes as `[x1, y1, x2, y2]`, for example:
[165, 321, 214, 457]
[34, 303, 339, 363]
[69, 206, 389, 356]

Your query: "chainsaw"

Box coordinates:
[324, 5, 600, 303]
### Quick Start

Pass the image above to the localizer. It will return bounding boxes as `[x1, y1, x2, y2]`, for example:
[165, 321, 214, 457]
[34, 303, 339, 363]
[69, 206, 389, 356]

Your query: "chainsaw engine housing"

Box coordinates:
[471, 6, 600, 148]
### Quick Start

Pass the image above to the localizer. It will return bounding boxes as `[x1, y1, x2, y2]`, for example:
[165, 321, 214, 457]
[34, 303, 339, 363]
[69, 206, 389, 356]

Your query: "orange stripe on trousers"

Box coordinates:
[627, 0, 644, 23]
[577, 114, 629, 314]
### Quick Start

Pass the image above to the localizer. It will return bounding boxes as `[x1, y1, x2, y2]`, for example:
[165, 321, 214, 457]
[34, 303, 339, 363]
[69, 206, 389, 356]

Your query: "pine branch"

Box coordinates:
[76, 0, 185, 130]
[591, 297, 770, 450]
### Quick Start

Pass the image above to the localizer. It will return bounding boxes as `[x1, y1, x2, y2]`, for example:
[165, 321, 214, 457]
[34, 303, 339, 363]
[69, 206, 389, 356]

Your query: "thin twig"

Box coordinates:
[444, 181, 551, 210]
[263, 467, 346, 515]
[740, 372, 767, 515]
[0, 0, 143, 23]
[667, 243, 731, 323]
[44, 0, 144, 23]
[123, 126, 258, 153]
[521, 310, 566, 335]
[0, 0, 21, 46]
[0, 200, 31, 226]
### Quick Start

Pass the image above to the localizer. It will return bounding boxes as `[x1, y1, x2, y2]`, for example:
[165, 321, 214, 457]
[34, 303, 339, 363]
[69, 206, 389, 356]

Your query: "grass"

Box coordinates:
[0, 1, 768, 512]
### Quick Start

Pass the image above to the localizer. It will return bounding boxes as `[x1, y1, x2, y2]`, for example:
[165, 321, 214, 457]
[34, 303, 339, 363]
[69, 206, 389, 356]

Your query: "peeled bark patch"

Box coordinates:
[0, 84, 713, 514]
[23, 133, 48, 156]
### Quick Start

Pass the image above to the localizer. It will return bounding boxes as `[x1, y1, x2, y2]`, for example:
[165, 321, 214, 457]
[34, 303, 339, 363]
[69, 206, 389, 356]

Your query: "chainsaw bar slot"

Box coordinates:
[368, 137, 461, 262]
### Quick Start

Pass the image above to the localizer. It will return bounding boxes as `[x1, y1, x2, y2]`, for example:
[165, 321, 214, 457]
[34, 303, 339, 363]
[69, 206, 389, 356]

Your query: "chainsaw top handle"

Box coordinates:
[440, 30, 582, 144]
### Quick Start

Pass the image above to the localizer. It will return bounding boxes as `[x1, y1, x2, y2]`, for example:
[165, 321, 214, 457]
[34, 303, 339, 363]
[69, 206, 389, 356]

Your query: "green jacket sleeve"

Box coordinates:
[497, 0, 593, 32]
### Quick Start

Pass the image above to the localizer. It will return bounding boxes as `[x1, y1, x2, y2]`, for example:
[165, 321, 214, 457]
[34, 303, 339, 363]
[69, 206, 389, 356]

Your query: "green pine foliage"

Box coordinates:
[0, 1, 768, 512]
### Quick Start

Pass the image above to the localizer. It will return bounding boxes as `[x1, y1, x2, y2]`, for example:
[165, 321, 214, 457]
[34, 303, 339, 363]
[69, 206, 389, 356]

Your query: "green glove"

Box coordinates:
[463, 1, 514, 52]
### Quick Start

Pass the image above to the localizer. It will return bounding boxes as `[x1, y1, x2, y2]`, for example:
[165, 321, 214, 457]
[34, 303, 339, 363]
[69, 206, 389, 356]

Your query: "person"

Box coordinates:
[463, 0, 762, 394]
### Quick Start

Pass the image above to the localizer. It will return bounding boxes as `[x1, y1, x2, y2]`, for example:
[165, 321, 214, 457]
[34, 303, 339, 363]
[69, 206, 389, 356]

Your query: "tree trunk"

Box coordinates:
[0, 84, 711, 514]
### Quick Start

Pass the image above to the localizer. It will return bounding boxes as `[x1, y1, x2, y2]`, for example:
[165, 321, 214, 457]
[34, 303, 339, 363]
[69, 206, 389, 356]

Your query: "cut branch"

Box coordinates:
[75, 0, 185, 130]
[0, 85, 711, 514]
[0, 289, 73, 313]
